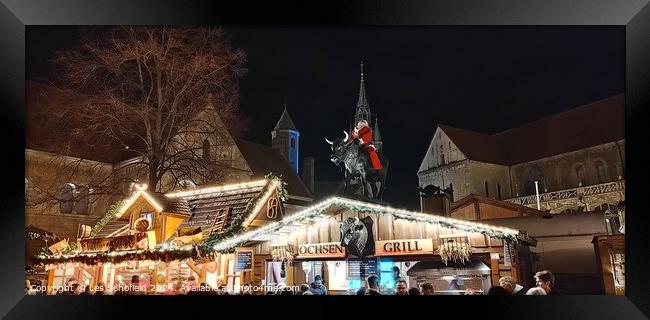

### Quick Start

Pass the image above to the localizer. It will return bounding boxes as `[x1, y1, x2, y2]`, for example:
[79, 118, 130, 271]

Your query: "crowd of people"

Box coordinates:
[481, 270, 561, 296]
[28, 269, 560, 296]
[288, 269, 561, 296]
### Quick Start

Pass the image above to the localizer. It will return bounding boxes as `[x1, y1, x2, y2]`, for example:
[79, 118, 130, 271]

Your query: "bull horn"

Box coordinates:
[343, 131, 349, 142]
[325, 138, 333, 145]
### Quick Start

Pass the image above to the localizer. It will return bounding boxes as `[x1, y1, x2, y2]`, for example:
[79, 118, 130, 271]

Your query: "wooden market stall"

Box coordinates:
[32, 177, 288, 295]
[209, 197, 536, 295]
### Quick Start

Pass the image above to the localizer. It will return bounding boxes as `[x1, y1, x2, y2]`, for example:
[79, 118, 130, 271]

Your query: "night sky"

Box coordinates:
[27, 26, 624, 209]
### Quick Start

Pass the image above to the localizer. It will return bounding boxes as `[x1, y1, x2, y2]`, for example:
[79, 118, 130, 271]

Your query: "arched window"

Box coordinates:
[448, 182, 454, 200]
[440, 144, 445, 165]
[203, 139, 211, 162]
[523, 167, 545, 196]
[595, 161, 607, 183]
[575, 164, 586, 186]
[497, 183, 502, 200]
[60, 183, 75, 214]
[291, 138, 295, 148]
[484, 181, 490, 198]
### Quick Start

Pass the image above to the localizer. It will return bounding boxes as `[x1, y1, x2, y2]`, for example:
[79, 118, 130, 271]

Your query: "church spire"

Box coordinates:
[373, 115, 383, 152]
[355, 60, 371, 126]
[273, 104, 297, 131]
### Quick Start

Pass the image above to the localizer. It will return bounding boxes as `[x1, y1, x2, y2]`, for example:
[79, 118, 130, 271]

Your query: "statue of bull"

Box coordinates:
[325, 131, 389, 200]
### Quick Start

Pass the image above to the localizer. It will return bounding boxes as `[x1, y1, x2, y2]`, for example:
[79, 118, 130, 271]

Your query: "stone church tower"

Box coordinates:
[271, 105, 300, 174]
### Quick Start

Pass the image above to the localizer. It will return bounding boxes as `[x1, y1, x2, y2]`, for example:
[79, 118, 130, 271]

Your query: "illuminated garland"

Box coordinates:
[210, 197, 521, 252]
[32, 248, 196, 265]
[265, 173, 289, 201]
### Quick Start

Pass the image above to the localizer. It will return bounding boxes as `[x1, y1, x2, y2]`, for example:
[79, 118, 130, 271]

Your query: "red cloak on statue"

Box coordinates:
[351, 125, 382, 170]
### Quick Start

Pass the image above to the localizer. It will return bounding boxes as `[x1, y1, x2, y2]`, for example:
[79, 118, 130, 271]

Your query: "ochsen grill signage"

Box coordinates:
[374, 238, 434, 256]
[297, 242, 346, 258]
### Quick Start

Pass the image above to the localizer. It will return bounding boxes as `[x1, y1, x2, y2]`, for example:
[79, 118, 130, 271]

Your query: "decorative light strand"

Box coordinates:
[241, 179, 281, 227]
[212, 197, 521, 252]
[115, 184, 150, 218]
[165, 179, 268, 198]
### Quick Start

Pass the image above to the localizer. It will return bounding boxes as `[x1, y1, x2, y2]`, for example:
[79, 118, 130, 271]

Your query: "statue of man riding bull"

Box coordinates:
[326, 120, 389, 200]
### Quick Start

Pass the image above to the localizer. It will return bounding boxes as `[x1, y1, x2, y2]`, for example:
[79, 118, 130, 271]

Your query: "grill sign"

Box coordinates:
[375, 239, 434, 256]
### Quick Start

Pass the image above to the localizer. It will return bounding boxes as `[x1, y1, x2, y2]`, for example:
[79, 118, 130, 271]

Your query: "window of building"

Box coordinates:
[440, 154, 445, 165]
[60, 183, 75, 214]
[449, 182, 454, 200]
[484, 181, 490, 198]
[497, 183, 502, 200]
[523, 167, 545, 196]
[575, 165, 586, 186]
[291, 138, 295, 148]
[203, 139, 211, 162]
[73, 186, 90, 215]
[596, 161, 607, 183]
[138, 211, 154, 230]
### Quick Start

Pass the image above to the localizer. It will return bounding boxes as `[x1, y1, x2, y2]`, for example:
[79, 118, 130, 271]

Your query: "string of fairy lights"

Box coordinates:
[210, 196, 521, 252]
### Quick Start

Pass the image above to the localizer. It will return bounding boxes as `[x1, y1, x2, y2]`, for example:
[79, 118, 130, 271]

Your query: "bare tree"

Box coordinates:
[27, 26, 247, 211]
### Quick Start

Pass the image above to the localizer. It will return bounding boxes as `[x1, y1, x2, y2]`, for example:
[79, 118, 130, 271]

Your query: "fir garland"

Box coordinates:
[32, 248, 196, 266]
[90, 200, 124, 237]
[265, 173, 289, 201]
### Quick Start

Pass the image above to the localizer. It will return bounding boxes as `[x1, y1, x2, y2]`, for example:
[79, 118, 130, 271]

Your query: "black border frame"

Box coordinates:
[2, 0, 649, 318]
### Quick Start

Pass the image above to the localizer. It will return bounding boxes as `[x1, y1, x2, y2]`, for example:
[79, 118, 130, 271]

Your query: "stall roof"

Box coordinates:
[93, 178, 280, 240]
[211, 196, 535, 252]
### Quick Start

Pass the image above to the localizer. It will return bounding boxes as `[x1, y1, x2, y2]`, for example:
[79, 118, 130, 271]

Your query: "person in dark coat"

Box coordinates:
[309, 275, 327, 295]
[535, 270, 561, 295]
[365, 275, 382, 295]
[487, 286, 508, 295]
[408, 288, 421, 295]
[420, 282, 435, 295]
[395, 280, 409, 295]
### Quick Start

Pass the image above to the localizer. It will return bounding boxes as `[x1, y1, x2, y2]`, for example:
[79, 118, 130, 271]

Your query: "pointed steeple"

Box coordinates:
[373, 115, 382, 142]
[355, 61, 371, 126]
[271, 104, 300, 174]
[274, 104, 297, 131]
[373, 115, 383, 152]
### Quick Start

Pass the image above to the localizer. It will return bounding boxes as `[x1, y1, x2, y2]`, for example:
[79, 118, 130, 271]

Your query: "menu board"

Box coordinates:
[236, 250, 253, 272]
[347, 259, 378, 279]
